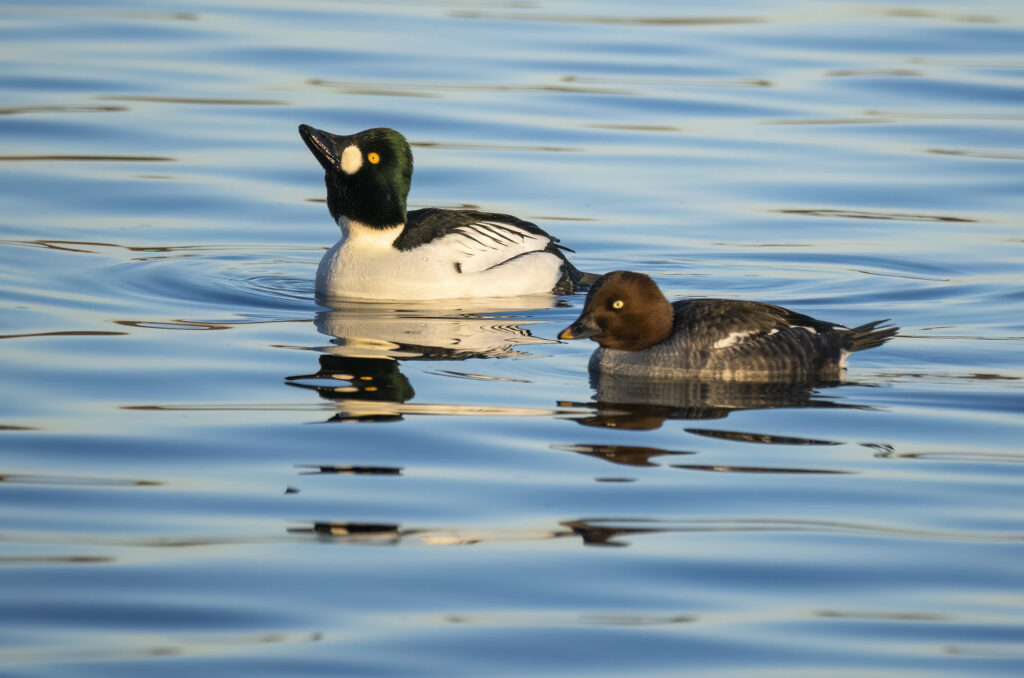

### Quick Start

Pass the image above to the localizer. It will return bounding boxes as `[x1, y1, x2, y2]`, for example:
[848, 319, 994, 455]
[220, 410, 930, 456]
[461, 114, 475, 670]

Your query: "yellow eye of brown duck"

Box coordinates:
[367, 151, 380, 164]
[612, 299, 624, 310]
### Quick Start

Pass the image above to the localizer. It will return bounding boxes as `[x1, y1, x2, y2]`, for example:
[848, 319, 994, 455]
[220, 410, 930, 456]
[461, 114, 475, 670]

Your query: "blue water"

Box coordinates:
[2, 1, 1023, 676]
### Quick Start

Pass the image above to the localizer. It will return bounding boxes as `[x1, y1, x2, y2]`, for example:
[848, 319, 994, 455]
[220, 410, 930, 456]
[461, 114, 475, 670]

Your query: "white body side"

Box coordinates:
[316, 218, 564, 300]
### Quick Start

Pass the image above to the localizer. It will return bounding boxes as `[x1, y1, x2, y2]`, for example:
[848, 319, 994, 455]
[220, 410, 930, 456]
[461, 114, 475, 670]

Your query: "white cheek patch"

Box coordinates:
[340, 144, 363, 175]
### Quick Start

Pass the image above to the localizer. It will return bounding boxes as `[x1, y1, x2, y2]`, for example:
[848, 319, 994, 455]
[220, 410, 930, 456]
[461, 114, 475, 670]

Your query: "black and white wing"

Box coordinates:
[673, 299, 845, 352]
[665, 299, 896, 378]
[397, 208, 568, 273]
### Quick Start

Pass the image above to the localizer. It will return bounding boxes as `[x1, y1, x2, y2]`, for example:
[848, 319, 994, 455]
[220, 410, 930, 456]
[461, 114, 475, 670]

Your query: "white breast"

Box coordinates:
[315, 218, 564, 300]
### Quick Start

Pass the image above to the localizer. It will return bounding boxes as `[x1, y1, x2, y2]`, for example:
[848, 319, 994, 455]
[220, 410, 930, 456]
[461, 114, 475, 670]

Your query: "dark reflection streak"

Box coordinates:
[885, 9, 999, 22]
[110, 319, 309, 332]
[826, 69, 922, 77]
[0, 105, 129, 115]
[96, 96, 287, 106]
[106, 11, 200, 21]
[928, 148, 1024, 161]
[562, 520, 660, 547]
[883, 372, 1021, 381]
[670, 464, 850, 474]
[585, 123, 680, 131]
[114, 320, 232, 331]
[449, 12, 764, 26]
[563, 518, 1024, 545]
[0, 555, 114, 564]
[446, 613, 695, 626]
[412, 141, 581, 153]
[817, 609, 949, 621]
[0, 155, 174, 162]
[306, 78, 632, 96]
[0, 534, 291, 549]
[566, 75, 771, 88]
[1, 239, 204, 254]
[894, 335, 1024, 341]
[584, 614, 696, 626]
[528, 215, 598, 222]
[296, 465, 403, 476]
[0, 474, 161, 487]
[0, 238, 324, 257]
[426, 369, 531, 383]
[684, 429, 842, 445]
[765, 118, 890, 126]
[711, 242, 810, 247]
[553, 444, 695, 467]
[867, 110, 1024, 121]
[0, 632, 323, 667]
[0, 425, 37, 431]
[851, 268, 949, 282]
[316, 88, 441, 99]
[778, 209, 975, 223]
[0, 330, 127, 340]
[121, 402, 577, 417]
[876, 451, 1024, 464]
[122, 404, 330, 411]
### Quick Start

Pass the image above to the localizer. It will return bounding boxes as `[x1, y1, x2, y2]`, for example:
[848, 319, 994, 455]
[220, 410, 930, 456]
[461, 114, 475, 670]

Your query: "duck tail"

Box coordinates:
[574, 269, 601, 287]
[846, 320, 899, 352]
[556, 260, 600, 294]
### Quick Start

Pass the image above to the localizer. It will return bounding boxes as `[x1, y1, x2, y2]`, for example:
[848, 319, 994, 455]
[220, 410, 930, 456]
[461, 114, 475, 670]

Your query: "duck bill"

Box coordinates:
[558, 313, 602, 340]
[298, 124, 348, 171]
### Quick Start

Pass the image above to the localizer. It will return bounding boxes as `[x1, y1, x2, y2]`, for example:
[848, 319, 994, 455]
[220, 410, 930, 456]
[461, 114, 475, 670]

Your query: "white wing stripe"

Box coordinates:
[712, 330, 757, 350]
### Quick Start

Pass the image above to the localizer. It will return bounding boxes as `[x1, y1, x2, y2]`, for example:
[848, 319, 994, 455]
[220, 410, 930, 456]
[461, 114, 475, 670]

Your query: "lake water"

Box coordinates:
[2, 1, 1023, 676]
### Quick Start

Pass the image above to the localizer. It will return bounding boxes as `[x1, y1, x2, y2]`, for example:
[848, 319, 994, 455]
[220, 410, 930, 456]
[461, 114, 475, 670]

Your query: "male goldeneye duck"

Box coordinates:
[298, 124, 596, 300]
[558, 271, 898, 381]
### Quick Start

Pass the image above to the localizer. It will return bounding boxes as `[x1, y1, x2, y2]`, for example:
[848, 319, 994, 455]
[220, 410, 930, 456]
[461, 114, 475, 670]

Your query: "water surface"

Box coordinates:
[2, 1, 1023, 676]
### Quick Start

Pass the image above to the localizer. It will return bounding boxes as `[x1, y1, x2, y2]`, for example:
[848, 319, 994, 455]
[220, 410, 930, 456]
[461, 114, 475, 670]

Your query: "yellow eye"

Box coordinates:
[612, 299, 624, 310]
[367, 152, 380, 164]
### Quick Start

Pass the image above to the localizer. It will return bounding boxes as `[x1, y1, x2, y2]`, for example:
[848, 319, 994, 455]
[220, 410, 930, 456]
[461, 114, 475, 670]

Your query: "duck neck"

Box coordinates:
[338, 216, 403, 249]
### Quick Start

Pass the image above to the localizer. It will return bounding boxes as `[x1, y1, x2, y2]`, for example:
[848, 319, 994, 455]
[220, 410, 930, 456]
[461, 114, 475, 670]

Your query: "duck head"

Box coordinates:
[559, 271, 674, 351]
[299, 125, 414, 229]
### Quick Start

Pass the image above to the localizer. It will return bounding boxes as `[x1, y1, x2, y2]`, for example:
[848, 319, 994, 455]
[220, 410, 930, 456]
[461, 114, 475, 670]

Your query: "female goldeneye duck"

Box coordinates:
[298, 124, 596, 300]
[558, 271, 898, 381]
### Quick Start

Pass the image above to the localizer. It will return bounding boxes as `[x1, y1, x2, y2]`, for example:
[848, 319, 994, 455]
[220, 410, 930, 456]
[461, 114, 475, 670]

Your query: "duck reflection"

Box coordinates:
[565, 375, 865, 430]
[287, 521, 566, 547]
[286, 355, 414, 422]
[555, 442, 849, 475]
[552, 444, 693, 467]
[287, 296, 562, 422]
[314, 296, 560, 361]
[561, 519, 663, 547]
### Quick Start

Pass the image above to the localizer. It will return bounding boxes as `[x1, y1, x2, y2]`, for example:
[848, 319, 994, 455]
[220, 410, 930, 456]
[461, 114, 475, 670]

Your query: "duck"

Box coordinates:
[558, 271, 898, 381]
[298, 124, 596, 300]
